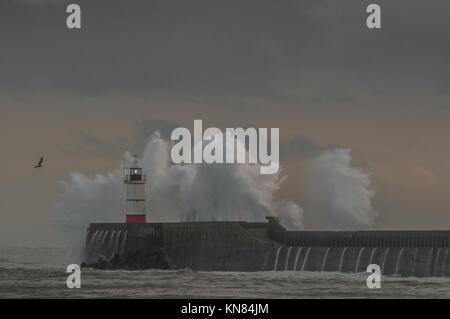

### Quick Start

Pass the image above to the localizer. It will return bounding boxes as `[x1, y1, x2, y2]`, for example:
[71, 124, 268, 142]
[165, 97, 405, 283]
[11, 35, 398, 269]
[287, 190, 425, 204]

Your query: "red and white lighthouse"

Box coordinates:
[124, 158, 147, 223]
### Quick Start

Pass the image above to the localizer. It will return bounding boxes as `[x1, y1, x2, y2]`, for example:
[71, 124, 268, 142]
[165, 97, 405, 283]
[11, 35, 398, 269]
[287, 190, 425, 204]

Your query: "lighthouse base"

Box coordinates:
[126, 215, 146, 223]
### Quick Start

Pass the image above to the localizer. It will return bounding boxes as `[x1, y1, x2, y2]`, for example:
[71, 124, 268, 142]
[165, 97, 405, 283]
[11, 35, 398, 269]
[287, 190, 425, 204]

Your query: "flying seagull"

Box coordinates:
[34, 157, 44, 168]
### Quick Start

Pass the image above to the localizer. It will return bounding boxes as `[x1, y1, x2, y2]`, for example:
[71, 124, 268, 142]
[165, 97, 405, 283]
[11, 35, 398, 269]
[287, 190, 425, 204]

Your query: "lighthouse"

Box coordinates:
[124, 158, 147, 223]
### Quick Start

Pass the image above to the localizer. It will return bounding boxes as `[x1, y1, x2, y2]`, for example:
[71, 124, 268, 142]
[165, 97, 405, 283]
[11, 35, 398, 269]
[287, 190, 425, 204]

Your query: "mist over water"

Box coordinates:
[303, 148, 378, 230]
[51, 133, 303, 262]
[141, 132, 298, 224]
[51, 133, 376, 263]
[50, 170, 124, 263]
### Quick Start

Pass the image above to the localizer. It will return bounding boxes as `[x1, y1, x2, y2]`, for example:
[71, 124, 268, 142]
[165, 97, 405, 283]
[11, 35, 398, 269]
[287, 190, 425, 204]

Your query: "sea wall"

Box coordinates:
[266, 217, 450, 248]
[83, 219, 450, 276]
[84, 222, 274, 271]
[266, 246, 449, 277]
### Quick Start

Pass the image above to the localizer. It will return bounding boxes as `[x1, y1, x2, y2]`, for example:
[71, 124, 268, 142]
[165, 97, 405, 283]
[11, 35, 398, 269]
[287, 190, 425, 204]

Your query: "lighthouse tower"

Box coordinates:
[124, 158, 146, 223]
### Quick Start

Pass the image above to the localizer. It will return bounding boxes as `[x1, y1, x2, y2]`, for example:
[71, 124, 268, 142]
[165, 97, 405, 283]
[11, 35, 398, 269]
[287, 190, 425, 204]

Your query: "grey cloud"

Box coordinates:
[63, 132, 127, 158]
[135, 119, 180, 149]
[280, 135, 333, 160]
[1, 0, 449, 109]
[12, 0, 63, 5]
[68, 119, 181, 157]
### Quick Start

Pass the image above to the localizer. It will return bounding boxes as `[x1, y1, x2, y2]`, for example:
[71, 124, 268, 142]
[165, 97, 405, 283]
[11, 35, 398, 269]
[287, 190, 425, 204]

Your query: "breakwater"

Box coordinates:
[83, 218, 450, 277]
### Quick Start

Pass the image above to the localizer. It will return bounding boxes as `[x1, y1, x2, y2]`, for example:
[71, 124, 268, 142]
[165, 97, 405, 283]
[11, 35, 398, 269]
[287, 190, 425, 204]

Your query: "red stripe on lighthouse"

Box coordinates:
[126, 215, 146, 223]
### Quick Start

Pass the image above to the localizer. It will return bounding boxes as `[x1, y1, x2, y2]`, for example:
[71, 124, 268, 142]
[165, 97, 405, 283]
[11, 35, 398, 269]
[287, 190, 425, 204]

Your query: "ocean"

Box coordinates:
[0, 247, 449, 298]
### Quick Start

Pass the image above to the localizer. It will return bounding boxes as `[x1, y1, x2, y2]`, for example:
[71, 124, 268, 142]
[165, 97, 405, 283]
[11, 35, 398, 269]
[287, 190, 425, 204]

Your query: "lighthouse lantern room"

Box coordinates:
[124, 158, 147, 223]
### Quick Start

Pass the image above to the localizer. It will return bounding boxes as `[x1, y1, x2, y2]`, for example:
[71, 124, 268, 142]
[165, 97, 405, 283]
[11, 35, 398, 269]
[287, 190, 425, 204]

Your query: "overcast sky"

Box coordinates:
[1, 0, 450, 246]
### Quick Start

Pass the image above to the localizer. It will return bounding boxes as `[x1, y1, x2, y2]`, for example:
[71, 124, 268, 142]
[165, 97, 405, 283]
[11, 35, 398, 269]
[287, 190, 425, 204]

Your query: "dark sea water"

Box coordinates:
[0, 247, 449, 298]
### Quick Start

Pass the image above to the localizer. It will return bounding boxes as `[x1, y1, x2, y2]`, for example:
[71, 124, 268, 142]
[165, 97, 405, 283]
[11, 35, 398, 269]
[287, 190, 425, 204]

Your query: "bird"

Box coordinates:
[34, 157, 44, 168]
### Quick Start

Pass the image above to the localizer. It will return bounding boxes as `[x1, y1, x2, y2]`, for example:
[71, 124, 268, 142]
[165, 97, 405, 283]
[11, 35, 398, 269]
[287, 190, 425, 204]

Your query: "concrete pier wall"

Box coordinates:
[264, 246, 449, 277]
[84, 219, 450, 277]
[266, 218, 450, 248]
[85, 222, 274, 271]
